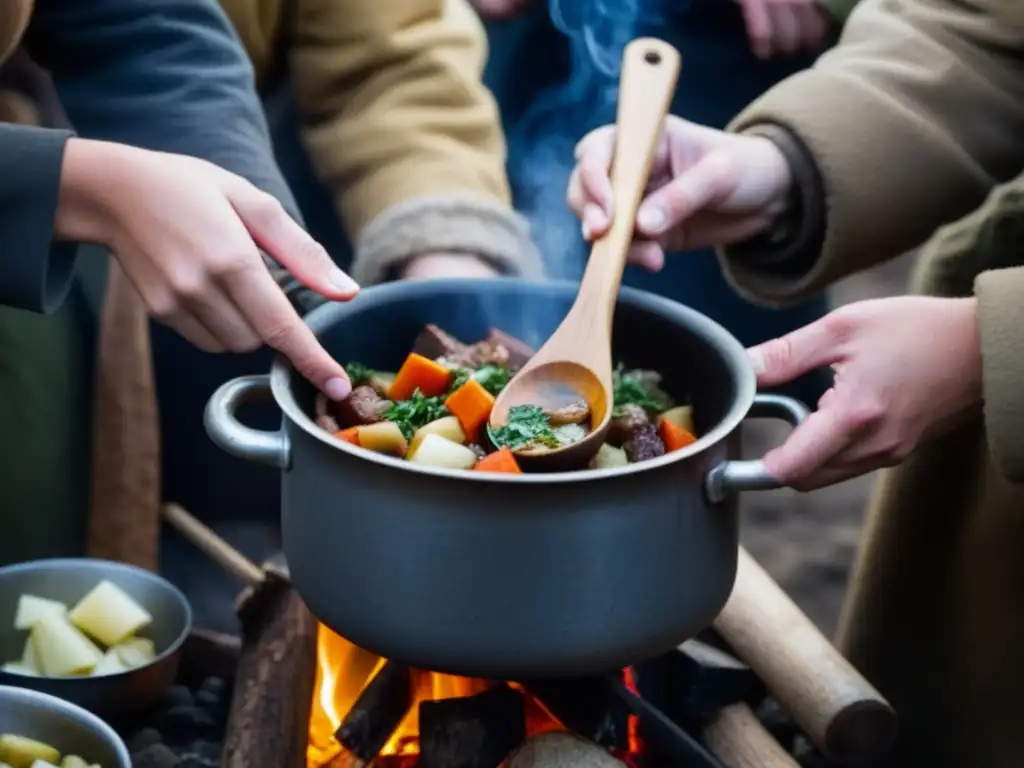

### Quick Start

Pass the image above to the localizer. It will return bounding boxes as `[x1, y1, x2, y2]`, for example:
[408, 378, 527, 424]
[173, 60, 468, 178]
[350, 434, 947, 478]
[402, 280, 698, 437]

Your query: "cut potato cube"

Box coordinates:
[20, 638, 39, 674]
[406, 433, 478, 470]
[60, 758, 89, 768]
[355, 421, 408, 456]
[68, 580, 152, 646]
[31, 614, 103, 676]
[0, 734, 60, 768]
[0, 663, 34, 676]
[90, 650, 126, 677]
[111, 638, 156, 670]
[117, 636, 156, 659]
[13, 596, 67, 631]
[589, 443, 629, 469]
[407, 416, 466, 456]
[658, 405, 695, 435]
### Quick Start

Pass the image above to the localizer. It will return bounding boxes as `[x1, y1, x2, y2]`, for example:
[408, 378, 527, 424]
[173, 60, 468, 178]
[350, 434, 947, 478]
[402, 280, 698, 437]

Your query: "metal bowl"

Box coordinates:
[0, 559, 192, 717]
[0, 684, 131, 767]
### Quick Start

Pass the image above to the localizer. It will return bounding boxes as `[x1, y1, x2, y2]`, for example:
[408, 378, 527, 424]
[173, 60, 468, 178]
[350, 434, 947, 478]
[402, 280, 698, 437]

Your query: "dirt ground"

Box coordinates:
[739, 254, 915, 634]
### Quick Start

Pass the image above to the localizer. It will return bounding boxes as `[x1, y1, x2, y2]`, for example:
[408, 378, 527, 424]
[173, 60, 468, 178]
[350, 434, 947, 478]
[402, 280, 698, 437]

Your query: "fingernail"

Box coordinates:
[637, 206, 665, 233]
[581, 222, 592, 241]
[324, 376, 351, 401]
[330, 268, 359, 293]
[747, 348, 766, 375]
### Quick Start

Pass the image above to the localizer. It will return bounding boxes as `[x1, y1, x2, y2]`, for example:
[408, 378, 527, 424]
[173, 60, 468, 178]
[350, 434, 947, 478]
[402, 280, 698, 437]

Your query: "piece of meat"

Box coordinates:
[545, 401, 590, 426]
[314, 393, 340, 433]
[607, 404, 650, 445]
[336, 385, 391, 427]
[413, 324, 469, 361]
[486, 328, 535, 369]
[623, 422, 666, 463]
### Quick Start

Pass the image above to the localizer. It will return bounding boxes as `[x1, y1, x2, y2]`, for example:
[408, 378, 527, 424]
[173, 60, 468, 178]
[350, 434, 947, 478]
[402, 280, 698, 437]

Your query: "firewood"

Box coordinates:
[418, 685, 525, 768]
[333, 661, 414, 762]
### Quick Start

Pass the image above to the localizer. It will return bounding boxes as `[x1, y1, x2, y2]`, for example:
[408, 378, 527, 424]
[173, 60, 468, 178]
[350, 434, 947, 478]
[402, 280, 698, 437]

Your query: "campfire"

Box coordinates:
[306, 625, 642, 767]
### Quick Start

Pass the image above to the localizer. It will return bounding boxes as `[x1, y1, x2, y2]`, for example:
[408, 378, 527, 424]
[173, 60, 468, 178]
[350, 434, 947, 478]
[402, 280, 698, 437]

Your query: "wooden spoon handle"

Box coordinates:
[712, 547, 897, 762]
[579, 38, 681, 316]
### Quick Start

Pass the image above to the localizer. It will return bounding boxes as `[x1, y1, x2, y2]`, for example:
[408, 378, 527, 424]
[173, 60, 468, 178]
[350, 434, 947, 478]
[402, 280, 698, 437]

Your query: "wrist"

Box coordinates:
[55, 138, 133, 244]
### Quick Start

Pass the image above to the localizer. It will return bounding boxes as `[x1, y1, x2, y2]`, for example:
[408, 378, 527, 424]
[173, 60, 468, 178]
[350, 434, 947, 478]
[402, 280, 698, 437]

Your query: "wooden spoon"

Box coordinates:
[489, 38, 681, 471]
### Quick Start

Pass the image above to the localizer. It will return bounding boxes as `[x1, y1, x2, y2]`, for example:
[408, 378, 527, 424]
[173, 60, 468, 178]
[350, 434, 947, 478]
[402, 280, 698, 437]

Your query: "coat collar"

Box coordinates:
[0, 0, 33, 67]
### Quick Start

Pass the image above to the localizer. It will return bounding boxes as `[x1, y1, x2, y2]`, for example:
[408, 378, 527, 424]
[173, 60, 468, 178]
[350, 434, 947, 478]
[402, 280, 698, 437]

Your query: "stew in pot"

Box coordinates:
[312, 325, 699, 473]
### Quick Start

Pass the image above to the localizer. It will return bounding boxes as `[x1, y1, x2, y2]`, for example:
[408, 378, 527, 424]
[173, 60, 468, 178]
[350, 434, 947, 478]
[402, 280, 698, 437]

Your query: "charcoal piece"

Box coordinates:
[520, 677, 630, 751]
[418, 685, 526, 768]
[663, 640, 756, 723]
[127, 727, 164, 754]
[334, 661, 414, 761]
[178, 739, 223, 768]
[159, 684, 195, 710]
[133, 742, 180, 768]
[153, 705, 220, 745]
[195, 676, 228, 714]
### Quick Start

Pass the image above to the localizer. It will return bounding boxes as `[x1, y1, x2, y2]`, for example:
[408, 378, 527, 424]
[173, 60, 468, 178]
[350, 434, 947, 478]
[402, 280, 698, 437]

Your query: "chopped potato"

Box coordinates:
[0, 663, 34, 676]
[110, 640, 155, 670]
[355, 421, 408, 456]
[13, 596, 67, 631]
[590, 444, 629, 469]
[658, 405, 695, 435]
[20, 638, 39, 674]
[60, 758, 89, 768]
[90, 650, 125, 677]
[407, 416, 467, 456]
[68, 581, 152, 647]
[0, 734, 60, 768]
[406, 433, 478, 469]
[116, 636, 155, 660]
[31, 614, 103, 677]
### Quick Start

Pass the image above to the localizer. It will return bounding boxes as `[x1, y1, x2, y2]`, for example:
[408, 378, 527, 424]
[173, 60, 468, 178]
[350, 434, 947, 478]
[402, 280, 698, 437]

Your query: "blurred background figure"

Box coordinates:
[472, 0, 856, 405]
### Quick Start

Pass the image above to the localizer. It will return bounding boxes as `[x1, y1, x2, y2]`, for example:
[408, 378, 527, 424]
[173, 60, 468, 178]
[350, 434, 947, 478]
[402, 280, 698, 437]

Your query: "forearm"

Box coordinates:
[26, 0, 319, 310]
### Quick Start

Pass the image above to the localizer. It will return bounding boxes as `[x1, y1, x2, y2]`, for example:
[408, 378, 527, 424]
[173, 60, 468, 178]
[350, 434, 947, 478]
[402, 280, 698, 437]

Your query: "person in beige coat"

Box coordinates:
[567, 0, 1024, 765]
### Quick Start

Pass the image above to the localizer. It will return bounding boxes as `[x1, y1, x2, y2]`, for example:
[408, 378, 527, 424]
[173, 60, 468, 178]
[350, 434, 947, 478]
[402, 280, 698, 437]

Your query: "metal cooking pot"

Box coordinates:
[204, 279, 807, 679]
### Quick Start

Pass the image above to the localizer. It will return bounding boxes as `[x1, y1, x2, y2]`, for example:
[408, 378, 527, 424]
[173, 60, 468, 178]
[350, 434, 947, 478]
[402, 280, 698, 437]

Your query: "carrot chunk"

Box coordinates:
[474, 446, 522, 474]
[388, 353, 453, 400]
[444, 378, 495, 439]
[658, 417, 697, 452]
[334, 427, 360, 446]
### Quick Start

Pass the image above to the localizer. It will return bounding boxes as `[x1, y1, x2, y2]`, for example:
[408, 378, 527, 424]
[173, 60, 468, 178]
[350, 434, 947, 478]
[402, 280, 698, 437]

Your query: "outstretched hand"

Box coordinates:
[749, 296, 983, 490]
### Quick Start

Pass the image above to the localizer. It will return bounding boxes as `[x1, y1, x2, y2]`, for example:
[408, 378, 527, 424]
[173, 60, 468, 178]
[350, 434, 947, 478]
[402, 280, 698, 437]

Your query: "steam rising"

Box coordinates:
[511, 0, 680, 281]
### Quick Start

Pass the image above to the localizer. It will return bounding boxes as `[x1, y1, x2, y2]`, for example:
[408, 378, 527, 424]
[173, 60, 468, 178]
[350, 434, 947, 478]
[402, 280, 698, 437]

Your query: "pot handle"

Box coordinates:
[204, 375, 291, 470]
[704, 393, 809, 503]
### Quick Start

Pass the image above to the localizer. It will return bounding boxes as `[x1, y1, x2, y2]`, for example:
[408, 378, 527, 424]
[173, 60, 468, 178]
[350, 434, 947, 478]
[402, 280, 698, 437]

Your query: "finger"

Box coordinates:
[660, 211, 775, 252]
[227, 183, 359, 301]
[187, 283, 263, 353]
[627, 240, 665, 272]
[767, 1, 800, 55]
[577, 139, 616, 221]
[581, 204, 610, 241]
[748, 318, 844, 389]
[635, 152, 735, 238]
[761, 405, 855, 485]
[223, 260, 352, 400]
[796, 3, 829, 50]
[788, 457, 885, 492]
[739, 0, 773, 59]
[161, 312, 226, 354]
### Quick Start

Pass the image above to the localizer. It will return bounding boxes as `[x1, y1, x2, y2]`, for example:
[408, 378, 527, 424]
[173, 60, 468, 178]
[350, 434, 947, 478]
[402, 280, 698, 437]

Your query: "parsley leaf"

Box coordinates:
[344, 361, 374, 384]
[448, 366, 473, 392]
[472, 365, 511, 396]
[612, 364, 674, 417]
[491, 405, 561, 451]
[383, 389, 450, 439]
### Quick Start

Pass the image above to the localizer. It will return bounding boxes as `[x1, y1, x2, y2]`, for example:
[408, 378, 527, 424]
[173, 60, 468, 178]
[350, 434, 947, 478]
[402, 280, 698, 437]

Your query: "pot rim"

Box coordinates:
[271, 278, 756, 484]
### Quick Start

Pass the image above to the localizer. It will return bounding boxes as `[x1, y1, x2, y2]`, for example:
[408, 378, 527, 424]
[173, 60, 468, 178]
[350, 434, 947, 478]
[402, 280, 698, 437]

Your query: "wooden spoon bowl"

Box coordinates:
[488, 37, 682, 471]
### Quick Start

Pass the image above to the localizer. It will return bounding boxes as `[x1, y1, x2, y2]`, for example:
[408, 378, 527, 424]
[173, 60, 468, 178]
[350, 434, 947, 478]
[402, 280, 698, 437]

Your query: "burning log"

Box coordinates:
[418, 685, 526, 768]
[520, 677, 629, 751]
[333, 661, 414, 764]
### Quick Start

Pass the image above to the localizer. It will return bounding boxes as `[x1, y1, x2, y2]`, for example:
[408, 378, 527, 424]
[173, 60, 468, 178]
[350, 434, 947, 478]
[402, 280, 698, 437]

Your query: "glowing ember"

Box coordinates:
[308, 623, 641, 767]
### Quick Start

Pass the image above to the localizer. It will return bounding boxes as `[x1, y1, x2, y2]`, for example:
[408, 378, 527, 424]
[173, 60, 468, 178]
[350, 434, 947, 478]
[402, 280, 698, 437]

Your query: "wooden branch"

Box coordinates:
[703, 703, 800, 768]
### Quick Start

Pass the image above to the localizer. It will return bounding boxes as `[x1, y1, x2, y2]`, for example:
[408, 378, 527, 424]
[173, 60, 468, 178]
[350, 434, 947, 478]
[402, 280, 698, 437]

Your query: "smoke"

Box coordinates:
[511, 0, 681, 281]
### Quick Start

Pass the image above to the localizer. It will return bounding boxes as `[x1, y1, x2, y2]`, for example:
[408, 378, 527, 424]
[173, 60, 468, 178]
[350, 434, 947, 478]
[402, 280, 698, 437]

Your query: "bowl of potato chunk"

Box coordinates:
[0, 684, 131, 767]
[0, 559, 192, 717]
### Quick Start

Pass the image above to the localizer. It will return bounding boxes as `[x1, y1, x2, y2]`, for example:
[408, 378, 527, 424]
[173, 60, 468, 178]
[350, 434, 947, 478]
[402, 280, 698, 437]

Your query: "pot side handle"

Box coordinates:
[204, 375, 291, 470]
[704, 393, 809, 503]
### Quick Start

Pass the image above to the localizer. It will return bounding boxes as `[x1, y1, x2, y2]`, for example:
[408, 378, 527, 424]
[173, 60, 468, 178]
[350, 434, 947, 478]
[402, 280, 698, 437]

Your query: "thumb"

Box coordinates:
[748, 317, 843, 388]
[635, 151, 734, 237]
[229, 183, 359, 301]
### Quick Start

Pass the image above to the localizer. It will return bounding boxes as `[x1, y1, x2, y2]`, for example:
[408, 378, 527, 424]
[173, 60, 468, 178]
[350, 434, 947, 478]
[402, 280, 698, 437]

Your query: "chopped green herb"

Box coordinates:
[612, 364, 674, 417]
[491, 405, 561, 451]
[472, 365, 511, 396]
[344, 361, 374, 384]
[448, 366, 473, 392]
[384, 389, 450, 439]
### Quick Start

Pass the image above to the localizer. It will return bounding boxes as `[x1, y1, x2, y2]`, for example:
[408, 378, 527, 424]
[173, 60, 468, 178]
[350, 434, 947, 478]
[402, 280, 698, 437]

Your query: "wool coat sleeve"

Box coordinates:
[714, 0, 1024, 306]
[24, 0, 322, 311]
[284, 0, 543, 285]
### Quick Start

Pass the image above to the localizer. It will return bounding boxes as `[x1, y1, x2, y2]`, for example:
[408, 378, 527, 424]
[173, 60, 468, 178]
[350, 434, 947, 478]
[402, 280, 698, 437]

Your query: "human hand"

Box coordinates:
[749, 296, 982, 491]
[735, 0, 834, 60]
[400, 252, 501, 280]
[56, 138, 357, 400]
[468, 0, 537, 20]
[567, 116, 793, 270]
